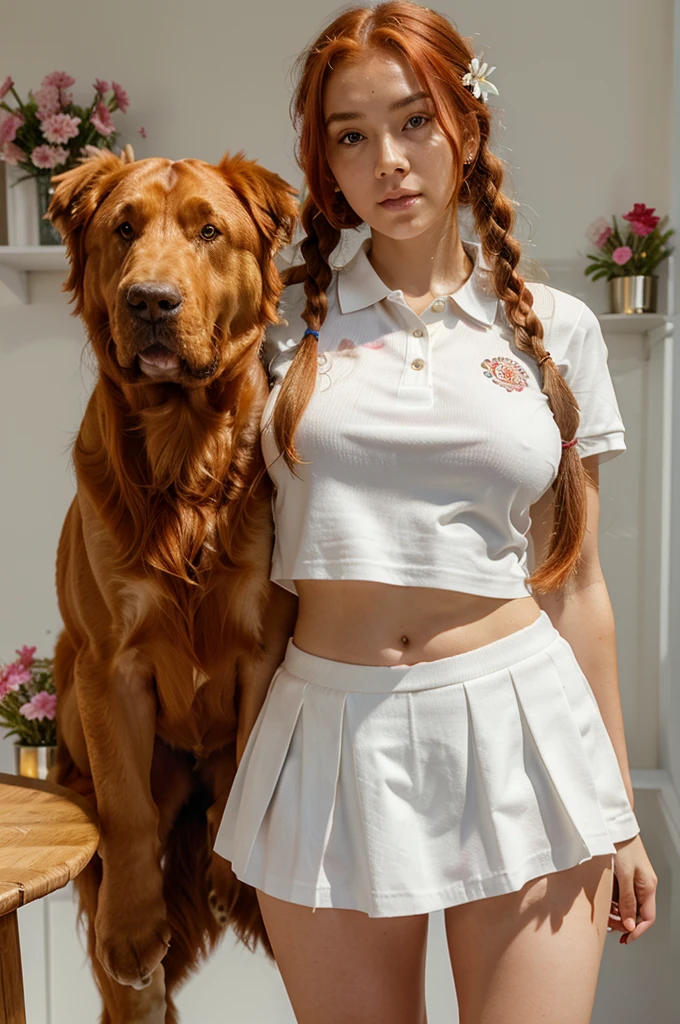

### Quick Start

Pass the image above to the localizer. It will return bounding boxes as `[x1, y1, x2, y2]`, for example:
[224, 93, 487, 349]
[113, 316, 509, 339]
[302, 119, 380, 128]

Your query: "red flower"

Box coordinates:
[622, 203, 660, 237]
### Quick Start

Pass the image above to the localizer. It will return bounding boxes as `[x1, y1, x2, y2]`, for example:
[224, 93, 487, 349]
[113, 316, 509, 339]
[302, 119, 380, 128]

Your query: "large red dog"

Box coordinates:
[46, 144, 299, 1022]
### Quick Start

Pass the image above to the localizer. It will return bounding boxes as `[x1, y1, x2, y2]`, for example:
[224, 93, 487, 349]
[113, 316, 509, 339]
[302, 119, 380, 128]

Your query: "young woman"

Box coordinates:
[215, 4, 658, 1020]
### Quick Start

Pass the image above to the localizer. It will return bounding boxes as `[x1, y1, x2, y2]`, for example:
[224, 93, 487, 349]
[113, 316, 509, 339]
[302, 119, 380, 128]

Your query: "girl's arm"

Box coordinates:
[528, 454, 635, 809]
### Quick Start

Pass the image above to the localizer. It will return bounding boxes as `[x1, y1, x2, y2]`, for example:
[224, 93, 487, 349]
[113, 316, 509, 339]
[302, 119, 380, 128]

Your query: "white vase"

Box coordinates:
[4, 163, 40, 246]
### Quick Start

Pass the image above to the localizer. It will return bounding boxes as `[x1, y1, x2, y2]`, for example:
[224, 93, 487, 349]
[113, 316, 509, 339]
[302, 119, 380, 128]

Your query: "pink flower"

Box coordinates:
[612, 245, 633, 265]
[138, 126, 147, 139]
[0, 112, 24, 145]
[91, 102, 114, 136]
[16, 646, 36, 669]
[0, 141, 24, 165]
[94, 78, 110, 96]
[1, 663, 31, 695]
[0, 76, 13, 100]
[19, 691, 57, 721]
[585, 216, 613, 249]
[34, 84, 61, 119]
[31, 143, 69, 169]
[42, 71, 76, 90]
[111, 81, 129, 114]
[40, 112, 81, 144]
[0, 664, 15, 699]
[622, 203, 660, 237]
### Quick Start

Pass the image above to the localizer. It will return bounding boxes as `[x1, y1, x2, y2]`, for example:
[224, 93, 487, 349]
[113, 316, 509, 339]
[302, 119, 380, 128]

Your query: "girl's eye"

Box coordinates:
[339, 130, 364, 146]
[338, 114, 431, 145]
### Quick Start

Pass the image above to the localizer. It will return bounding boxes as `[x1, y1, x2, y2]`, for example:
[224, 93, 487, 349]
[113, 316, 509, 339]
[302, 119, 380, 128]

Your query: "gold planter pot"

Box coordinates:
[14, 743, 58, 780]
[609, 275, 658, 314]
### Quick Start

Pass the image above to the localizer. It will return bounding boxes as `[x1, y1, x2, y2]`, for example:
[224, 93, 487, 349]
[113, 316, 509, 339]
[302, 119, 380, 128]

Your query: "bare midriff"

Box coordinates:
[291, 580, 543, 666]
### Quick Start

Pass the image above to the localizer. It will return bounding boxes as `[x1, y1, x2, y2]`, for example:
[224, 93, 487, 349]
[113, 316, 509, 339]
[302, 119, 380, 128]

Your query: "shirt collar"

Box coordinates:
[337, 236, 499, 327]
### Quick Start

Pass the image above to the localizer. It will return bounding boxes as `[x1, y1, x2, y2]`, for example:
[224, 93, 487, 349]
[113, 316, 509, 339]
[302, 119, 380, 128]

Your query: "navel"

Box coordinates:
[400, 634, 409, 645]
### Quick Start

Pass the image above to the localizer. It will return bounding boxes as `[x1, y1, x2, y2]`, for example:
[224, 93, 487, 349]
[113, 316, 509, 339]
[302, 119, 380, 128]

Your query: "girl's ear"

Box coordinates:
[47, 149, 128, 316]
[217, 149, 299, 259]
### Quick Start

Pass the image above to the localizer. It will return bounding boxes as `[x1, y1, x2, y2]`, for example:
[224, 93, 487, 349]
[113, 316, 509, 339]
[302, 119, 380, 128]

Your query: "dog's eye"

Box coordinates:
[200, 224, 220, 240]
[118, 222, 134, 240]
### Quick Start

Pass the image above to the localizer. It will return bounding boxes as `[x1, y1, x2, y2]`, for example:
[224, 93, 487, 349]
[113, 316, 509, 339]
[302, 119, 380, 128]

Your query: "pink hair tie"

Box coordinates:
[562, 438, 578, 449]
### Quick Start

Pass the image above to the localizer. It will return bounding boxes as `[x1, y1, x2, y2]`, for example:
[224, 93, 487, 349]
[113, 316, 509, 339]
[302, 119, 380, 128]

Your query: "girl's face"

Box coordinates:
[323, 50, 468, 239]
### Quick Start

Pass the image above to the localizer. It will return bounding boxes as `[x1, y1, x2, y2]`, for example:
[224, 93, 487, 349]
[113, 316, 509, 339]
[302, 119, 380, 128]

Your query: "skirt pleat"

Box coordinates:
[213, 612, 640, 917]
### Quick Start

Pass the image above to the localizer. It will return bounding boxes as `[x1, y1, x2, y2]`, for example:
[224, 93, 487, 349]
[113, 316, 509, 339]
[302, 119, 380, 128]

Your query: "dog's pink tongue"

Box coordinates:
[139, 343, 180, 369]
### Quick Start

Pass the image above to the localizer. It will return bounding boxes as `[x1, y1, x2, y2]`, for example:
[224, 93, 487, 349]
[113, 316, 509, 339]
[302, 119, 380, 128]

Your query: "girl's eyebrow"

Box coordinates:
[324, 90, 432, 129]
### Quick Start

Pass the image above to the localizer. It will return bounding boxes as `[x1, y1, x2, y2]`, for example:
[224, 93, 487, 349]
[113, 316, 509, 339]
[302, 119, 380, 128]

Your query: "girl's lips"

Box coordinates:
[379, 194, 421, 211]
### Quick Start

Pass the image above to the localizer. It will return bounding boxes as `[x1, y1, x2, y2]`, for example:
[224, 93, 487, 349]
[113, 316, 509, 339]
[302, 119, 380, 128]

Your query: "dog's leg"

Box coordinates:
[74, 646, 171, 990]
[74, 848, 168, 1024]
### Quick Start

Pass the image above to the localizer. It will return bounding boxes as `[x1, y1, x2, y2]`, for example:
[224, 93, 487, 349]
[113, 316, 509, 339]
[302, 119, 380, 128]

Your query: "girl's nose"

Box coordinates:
[375, 135, 408, 177]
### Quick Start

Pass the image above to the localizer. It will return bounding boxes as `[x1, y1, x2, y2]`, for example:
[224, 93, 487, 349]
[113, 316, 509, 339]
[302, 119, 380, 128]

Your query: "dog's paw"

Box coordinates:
[208, 887, 229, 927]
[95, 908, 172, 989]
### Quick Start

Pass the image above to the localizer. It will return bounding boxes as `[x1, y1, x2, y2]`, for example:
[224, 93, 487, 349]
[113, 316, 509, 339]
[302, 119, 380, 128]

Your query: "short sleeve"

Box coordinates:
[557, 300, 627, 464]
[260, 281, 307, 387]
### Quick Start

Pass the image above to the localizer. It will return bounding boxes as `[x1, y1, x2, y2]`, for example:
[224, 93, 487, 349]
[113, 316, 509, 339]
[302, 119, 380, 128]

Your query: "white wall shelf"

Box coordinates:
[0, 244, 67, 304]
[598, 312, 674, 360]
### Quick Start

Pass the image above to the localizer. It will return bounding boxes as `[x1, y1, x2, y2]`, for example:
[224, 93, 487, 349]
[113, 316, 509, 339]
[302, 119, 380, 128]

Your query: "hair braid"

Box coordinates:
[463, 145, 590, 593]
[272, 194, 341, 473]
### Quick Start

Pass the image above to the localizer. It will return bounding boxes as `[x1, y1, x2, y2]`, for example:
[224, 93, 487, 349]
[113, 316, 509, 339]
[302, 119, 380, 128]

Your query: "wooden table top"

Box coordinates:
[0, 772, 100, 916]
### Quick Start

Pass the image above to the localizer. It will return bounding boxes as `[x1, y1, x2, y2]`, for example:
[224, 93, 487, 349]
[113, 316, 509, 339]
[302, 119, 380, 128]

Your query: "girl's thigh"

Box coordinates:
[256, 889, 430, 1024]
[444, 854, 614, 1024]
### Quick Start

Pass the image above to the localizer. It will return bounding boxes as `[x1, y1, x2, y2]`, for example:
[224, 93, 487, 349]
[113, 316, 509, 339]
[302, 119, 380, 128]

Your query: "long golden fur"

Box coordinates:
[46, 144, 298, 1023]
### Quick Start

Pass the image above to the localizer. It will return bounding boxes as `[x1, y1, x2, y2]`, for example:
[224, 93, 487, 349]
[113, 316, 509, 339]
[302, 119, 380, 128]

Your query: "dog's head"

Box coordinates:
[47, 146, 298, 388]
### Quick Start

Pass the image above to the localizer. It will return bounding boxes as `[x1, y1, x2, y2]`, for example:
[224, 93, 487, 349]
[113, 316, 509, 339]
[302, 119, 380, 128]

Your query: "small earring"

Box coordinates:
[334, 185, 341, 192]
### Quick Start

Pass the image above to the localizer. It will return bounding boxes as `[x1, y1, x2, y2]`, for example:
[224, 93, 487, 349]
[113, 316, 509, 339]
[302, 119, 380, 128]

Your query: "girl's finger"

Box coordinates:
[615, 868, 638, 934]
[621, 876, 657, 944]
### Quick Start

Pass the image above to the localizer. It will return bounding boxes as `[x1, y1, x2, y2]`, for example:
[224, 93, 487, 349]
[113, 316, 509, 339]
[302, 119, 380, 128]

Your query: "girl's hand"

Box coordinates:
[609, 833, 658, 944]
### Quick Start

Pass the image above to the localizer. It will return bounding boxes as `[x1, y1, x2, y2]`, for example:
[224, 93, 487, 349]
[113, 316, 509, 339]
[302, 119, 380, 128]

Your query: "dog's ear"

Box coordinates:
[218, 150, 299, 259]
[218, 151, 299, 327]
[47, 148, 127, 316]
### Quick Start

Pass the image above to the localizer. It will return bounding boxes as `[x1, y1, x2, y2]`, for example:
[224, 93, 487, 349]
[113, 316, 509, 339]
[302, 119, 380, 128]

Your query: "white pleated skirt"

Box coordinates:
[213, 610, 640, 918]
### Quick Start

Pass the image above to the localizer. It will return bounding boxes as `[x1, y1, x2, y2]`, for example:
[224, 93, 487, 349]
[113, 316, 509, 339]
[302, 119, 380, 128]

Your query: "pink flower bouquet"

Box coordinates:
[0, 645, 57, 746]
[584, 204, 674, 281]
[0, 70, 146, 184]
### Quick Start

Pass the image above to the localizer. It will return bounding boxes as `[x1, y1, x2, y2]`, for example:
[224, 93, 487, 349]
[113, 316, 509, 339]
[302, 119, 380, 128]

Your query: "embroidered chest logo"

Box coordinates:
[481, 356, 529, 392]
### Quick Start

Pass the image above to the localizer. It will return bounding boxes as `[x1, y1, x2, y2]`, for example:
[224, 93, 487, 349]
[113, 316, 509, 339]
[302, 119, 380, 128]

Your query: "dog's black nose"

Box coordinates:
[127, 282, 183, 321]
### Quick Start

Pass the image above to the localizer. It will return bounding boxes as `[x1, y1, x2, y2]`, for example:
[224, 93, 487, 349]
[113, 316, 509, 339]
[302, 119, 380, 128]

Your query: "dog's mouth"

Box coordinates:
[136, 342, 182, 380]
[138, 342, 181, 372]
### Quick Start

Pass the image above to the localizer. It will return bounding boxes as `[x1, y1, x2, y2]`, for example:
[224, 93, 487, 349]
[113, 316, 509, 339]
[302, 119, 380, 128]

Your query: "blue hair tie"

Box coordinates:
[303, 328, 319, 339]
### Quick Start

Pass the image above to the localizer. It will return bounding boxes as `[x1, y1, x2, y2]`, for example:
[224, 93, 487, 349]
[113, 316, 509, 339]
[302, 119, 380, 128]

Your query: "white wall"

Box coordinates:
[1, 1, 678, 1021]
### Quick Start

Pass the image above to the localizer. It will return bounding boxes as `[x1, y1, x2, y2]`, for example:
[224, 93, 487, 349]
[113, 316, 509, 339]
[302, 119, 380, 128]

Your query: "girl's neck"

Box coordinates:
[365, 214, 473, 305]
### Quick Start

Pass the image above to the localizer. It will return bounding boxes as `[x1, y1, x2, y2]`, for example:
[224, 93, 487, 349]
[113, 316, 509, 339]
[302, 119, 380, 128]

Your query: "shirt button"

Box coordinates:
[411, 358, 425, 370]
[432, 299, 445, 312]
[413, 328, 424, 338]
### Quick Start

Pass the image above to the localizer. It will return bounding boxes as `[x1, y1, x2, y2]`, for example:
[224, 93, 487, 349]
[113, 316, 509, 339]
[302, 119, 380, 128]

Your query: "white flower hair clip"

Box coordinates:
[462, 56, 499, 103]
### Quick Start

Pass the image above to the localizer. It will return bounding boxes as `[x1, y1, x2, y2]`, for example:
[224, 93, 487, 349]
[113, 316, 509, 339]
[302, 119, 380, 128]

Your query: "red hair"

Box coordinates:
[273, 0, 590, 594]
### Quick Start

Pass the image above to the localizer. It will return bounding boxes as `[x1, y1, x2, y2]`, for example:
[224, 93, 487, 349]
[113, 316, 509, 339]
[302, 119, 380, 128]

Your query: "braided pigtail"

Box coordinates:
[462, 145, 589, 594]
[271, 193, 341, 474]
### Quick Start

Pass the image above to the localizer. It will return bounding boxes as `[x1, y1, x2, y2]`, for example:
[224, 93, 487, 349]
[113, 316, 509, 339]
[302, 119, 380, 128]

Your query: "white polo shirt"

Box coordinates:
[260, 236, 626, 598]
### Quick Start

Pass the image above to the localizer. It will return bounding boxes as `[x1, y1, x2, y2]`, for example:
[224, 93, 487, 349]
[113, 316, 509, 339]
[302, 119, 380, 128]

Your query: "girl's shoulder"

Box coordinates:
[260, 280, 309, 386]
[526, 281, 626, 464]
[525, 280, 609, 370]
[261, 272, 343, 385]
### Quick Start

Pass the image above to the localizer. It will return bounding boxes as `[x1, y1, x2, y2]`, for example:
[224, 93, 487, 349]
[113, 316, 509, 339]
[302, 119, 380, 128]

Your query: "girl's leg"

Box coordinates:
[444, 854, 614, 1024]
[256, 889, 429, 1024]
